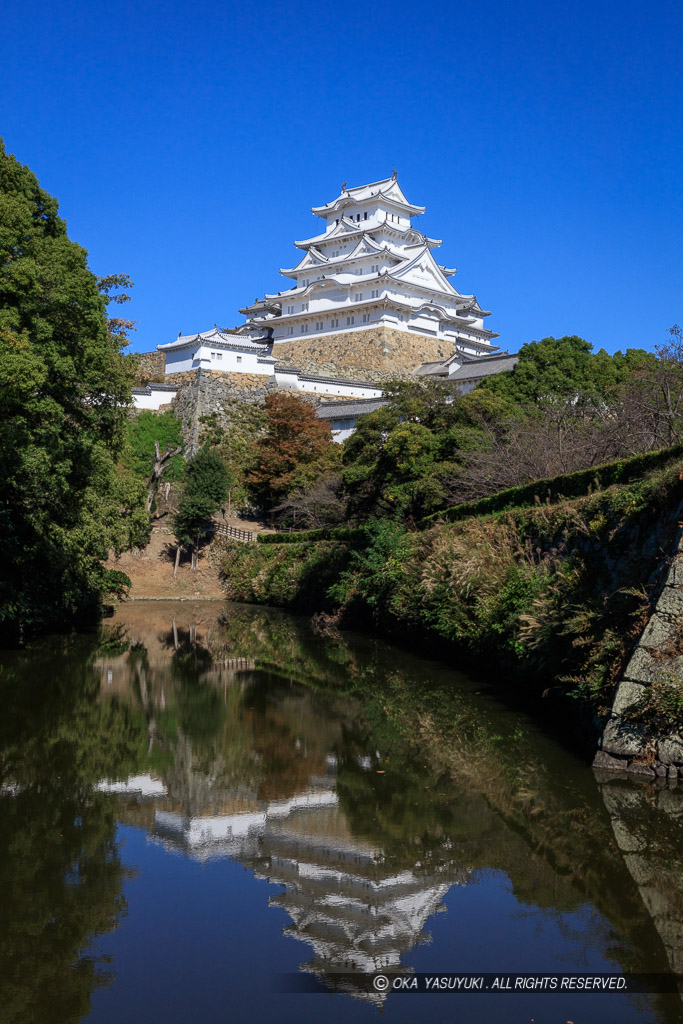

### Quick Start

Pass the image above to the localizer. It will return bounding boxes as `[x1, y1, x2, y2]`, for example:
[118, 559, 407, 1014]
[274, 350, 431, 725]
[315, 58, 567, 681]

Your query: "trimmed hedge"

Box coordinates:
[422, 445, 683, 526]
[257, 526, 369, 546]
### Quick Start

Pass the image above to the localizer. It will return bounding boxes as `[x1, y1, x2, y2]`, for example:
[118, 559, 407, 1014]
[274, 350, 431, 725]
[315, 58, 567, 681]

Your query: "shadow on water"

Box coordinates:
[1, 600, 683, 1022]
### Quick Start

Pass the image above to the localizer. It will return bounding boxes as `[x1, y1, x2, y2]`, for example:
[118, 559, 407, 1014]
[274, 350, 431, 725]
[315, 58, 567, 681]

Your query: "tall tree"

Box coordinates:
[173, 447, 230, 571]
[0, 139, 148, 636]
[247, 392, 340, 509]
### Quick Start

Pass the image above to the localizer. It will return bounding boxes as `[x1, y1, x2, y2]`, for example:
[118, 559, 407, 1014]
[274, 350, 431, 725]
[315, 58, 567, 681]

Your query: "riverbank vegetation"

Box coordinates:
[211, 329, 683, 719]
[222, 446, 683, 721]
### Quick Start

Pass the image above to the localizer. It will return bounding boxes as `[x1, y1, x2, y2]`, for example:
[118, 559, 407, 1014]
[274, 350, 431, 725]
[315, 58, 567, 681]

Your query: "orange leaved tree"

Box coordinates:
[247, 393, 341, 509]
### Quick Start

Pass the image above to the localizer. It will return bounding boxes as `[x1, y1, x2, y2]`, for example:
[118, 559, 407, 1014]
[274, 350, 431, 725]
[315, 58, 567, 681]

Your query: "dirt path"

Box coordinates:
[106, 514, 271, 601]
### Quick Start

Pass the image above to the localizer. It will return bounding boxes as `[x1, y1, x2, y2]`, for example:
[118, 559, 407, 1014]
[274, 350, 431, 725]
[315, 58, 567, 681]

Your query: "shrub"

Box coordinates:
[423, 446, 683, 525]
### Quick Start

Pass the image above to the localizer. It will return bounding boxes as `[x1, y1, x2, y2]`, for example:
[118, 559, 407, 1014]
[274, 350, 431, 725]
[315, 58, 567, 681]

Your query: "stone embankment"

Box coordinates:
[167, 369, 279, 454]
[272, 325, 453, 383]
[595, 525, 683, 778]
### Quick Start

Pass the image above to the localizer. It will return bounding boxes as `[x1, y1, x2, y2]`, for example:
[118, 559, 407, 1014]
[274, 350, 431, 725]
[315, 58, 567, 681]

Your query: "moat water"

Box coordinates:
[1, 600, 682, 1024]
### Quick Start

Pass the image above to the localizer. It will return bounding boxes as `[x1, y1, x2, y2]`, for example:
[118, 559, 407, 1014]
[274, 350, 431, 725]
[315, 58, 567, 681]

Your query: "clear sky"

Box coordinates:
[2, 0, 681, 356]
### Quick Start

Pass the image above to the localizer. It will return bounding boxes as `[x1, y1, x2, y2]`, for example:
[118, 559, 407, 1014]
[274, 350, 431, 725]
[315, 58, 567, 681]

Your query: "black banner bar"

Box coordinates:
[274, 972, 683, 995]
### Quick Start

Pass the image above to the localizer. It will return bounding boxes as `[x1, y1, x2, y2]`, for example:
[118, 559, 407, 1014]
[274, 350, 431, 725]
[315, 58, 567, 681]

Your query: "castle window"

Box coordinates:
[356, 213, 360, 222]
[236, 355, 242, 363]
[372, 264, 379, 272]
[371, 289, 379, 298]
[287, 305, 294, 314]
[315, 320, 323, 331]
[287, 326, 294, 335]
[301, 302, 308, 311]
[331, 318, 339, 328]
[302, 323, 308, 333]
[346, 316, 354, 326]
[211, 351, 222, 361]
[354, 292, 363, 301]
[364, 212, 368, 220]
[362, 313, 369, 323]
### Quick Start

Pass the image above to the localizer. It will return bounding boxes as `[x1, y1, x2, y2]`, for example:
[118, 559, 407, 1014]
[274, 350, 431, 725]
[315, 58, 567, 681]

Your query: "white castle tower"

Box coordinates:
[239, 173, 498, 364]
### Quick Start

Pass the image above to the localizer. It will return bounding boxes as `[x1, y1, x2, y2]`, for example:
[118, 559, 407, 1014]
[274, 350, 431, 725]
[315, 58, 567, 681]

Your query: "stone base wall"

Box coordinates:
[272, 327, 457, 382]
[166, 368, 279, 454]
[132, 350, 166, 383]
[595, 522, 683, 779]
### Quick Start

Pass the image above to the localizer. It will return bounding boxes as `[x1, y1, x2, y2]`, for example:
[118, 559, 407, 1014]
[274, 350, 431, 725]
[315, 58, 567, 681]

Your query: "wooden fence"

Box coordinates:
[215, 524, 255, 543]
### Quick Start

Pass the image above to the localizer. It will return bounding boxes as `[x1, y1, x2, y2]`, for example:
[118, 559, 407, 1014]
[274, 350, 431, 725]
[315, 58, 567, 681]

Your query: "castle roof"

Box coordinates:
[316, 398, 388, 420]
[311, 175, 425, 218]
[158, 326, 272, 354]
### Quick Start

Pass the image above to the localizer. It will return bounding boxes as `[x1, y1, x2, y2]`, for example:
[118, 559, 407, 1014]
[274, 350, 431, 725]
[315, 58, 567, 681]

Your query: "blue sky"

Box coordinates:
[2, 0, 681, 356]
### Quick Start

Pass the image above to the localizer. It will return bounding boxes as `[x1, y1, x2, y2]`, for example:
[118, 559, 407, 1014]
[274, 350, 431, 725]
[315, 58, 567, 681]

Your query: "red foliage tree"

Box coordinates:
[247, 393, 340, 508]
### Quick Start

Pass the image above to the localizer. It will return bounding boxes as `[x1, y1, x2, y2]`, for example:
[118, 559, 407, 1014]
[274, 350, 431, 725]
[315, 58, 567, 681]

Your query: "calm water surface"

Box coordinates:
[1, 600, 682, 1024]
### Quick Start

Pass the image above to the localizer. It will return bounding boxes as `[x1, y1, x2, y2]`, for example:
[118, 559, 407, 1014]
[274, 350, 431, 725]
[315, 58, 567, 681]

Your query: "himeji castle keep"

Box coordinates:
[136, 175, 517, 438]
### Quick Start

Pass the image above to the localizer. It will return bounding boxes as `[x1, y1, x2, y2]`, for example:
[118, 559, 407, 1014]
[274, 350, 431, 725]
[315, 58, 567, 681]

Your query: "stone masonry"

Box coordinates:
[272, 326, 458, 383]
[595, 522, 683, 778]
[170, 369, 278, 455]
[133, 350, 166, 383]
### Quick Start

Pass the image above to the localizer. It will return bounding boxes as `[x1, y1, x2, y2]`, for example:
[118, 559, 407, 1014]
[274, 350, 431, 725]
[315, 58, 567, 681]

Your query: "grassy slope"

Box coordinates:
[221, 455, 683, 717]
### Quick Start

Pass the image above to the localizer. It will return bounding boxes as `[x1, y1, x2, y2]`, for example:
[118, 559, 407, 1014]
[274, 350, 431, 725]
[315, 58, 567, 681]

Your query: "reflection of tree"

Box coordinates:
[90, 603, 680, 1018]
[0, 645, 144, 1024]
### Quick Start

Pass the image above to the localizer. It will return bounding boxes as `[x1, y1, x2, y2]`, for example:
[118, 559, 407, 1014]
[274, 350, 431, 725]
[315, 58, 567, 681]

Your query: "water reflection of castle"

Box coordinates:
[108, 769, 469, 979]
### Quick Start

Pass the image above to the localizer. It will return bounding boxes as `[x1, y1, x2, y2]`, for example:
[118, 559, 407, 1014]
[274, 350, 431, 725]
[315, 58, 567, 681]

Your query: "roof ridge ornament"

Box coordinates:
[391, 168, 397, 179]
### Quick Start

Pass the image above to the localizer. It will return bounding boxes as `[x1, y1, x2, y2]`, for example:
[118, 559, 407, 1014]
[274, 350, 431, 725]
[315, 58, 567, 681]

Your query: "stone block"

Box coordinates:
[665, 551, 683, 588]
[623, 646, 666, 684]
[657, 586, 683, 619]
[602, 716, 652, 758]
[658, 735, 683, 765]
[272, 326, 455, 378]
[626, 761, 656, 777]
[639, 613, 676, 651]
[612, 680, 647, 716]
[593, 750, 627, 769]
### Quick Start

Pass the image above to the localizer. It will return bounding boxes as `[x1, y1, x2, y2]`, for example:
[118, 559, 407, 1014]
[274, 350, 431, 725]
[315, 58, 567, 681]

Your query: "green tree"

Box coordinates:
[199, 403, 268, 512]
[341, 380, 498, 521]
[481, 335, 656, 406]
[124, 410, 184, 481]
[173, 447, 231, 571]
[0, 139, 148, 636]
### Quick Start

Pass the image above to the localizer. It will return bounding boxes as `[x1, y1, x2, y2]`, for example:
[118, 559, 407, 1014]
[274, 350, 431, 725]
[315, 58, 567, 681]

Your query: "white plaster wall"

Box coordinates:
[294, 379, 381, 398]
[163, 344, 273, 376]
[164, 347, 196, 373]
[132, 389, 178, 411]
[330, 424, 355, 443]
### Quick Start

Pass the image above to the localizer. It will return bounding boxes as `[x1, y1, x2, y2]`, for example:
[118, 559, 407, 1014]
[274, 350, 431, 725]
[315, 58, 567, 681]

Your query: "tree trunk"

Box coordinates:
[147, 440, 183, 512]
[173, 545, 182, 578]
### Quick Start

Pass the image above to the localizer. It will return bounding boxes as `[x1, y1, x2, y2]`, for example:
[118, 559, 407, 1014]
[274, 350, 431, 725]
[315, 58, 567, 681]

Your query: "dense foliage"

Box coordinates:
[423, 445, 683, 524]
[246, 392, 341, 507]
[0, 140, 148, 636]
[173, 446, 231, 566]
[222, 453, 683, 715]
[123, 410, 184, 481]
[340, 335, 683, 523]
